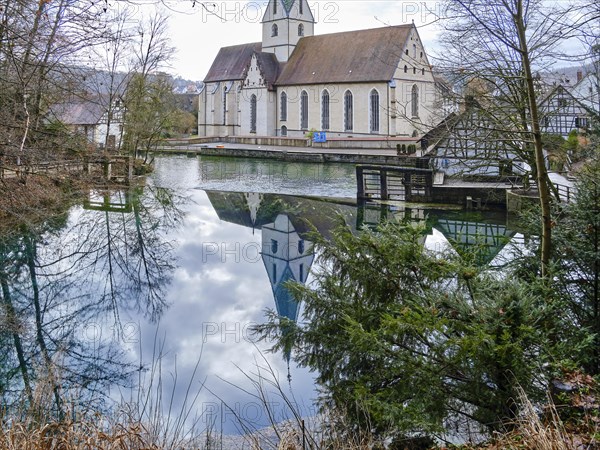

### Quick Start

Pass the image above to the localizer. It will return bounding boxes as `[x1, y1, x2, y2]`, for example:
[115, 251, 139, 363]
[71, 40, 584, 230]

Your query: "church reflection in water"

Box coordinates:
[206, 190, 523, 365]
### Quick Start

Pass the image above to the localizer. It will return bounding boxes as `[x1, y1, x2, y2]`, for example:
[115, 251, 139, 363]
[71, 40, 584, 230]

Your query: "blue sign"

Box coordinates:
[313, 132, 327, 143]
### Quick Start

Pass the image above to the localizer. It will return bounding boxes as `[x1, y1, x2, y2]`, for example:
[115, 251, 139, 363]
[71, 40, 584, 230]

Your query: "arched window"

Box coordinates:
[370, 89, 379, 133]
[222, 86, 227, 125]
[344, 90, 353, 132]
[411, 84, 419, 118]
[300, 90, 308, 129]
[271, 24, 278, 37]
[321, 90, 330, 130]
[280, 91, 287, 121]
[250, 94, 257, 133]
[281, 125, 287, 136]
[413, 43, 417, 58]
[404, 65, 408, 73]
[422, 68, 425, 75]
[298, 24, 304, 36]
[413, 67, 416, 74]
[271, 239, 278, 253]
[273, 0, 277, 14]
[298, 239, 305, 254]
[299, 0, 303, 14]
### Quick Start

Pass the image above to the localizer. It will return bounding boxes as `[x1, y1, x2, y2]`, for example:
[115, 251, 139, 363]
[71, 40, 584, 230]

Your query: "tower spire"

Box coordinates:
[261, 0, 315, 62]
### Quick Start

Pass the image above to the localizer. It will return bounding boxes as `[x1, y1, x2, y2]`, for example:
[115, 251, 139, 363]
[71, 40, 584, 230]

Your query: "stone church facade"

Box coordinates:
[198, 0, 436, 139]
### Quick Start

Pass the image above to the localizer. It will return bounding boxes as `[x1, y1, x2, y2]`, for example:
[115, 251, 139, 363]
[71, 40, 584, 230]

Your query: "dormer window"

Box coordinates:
[272, 24, 278, 37]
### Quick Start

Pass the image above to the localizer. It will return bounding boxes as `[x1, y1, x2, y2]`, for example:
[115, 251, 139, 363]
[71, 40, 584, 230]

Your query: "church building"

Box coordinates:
[198, 0, 436, 139]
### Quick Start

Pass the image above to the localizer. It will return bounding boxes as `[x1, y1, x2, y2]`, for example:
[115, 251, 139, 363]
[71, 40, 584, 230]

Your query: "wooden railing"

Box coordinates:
[0, 156, 133, 183]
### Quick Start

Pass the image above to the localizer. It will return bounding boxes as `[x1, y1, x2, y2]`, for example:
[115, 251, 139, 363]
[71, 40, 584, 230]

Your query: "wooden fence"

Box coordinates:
[0, 156, 133, 183]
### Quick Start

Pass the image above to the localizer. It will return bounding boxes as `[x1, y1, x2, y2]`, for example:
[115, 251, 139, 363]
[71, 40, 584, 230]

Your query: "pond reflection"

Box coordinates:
[1, 155, 525, 442]
[0, 183, 182, 420]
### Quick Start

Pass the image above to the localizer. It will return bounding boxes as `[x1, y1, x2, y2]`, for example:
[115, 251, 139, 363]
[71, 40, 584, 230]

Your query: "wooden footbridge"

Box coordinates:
[0, 155, 133, 184]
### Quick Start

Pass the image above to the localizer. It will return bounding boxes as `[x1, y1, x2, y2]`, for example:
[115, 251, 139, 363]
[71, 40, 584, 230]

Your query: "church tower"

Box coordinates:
[261, 0, 315, 62]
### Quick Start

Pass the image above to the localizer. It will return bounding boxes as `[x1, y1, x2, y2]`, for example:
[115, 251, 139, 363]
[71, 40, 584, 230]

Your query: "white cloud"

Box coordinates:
[164, 0, 444, 80]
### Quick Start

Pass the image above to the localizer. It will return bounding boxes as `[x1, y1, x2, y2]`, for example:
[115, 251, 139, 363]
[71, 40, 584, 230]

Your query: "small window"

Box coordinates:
[298, 239, 305, 254]
[299, 263, 304, 282]
[300, 90, 309, 129]
[281, 125, 287, 136]
[411, 84, 419, 118]
[271, 239, 278, 253]
[321, 90, 330, 130]
[273, 0, 277, 14]
[422, 68, 425, 75]
[420, 51, 423, 58]
[250, 94, 257, 133]
[272, 24, 278, 37]
[404, 65, 408, 73]
[280, 91, 287, 121]
[344, 90, 353, 132]
[299, 0, 303, 14]
[405, 49, 409, 55]
[298, 24, 304, 36]
[413, 67, 416, 74]
[370, 89, 379, 133]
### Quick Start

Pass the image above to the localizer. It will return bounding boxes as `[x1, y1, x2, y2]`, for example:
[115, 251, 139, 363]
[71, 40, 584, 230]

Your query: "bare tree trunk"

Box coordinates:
[25, 236, 64, 420]
[514, 0, 553, 278]
[0, 274, 33, 405]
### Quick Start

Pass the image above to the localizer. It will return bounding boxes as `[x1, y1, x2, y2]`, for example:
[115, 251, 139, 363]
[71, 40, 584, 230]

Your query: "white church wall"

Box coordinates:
[277, 82, 393, 137]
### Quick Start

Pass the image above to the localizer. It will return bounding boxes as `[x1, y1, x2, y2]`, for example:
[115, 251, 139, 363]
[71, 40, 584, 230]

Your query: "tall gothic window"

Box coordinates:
[280, 92, 287, 121]
[321, 90, 330, 130]
[298, 24, 304, 36]
[299, 0, 303, 14]
[411, 84, 419, 118]
[272, 24, 278, 37]
[222, 86, 227, 125]
[250, 94, 257, 133]
[344, 90, 353, 132]
[273, 0, 277, 14]
[300, 90, 308, 129]
[370, 89, 379, 133]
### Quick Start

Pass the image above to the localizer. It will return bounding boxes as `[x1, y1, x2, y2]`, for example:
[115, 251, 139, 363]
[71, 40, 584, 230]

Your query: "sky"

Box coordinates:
[160, 0, 444, 80]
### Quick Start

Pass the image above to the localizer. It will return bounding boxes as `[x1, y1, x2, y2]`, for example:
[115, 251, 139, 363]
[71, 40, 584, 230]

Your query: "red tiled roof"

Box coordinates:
[204, 42, 262, 82]
[276, 25, 414, 86]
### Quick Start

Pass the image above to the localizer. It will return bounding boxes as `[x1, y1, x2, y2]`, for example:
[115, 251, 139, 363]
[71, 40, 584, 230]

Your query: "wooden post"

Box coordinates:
[103, 158, 112, 180]
[356, 166, 365, 199]
[380, 169, 388, 200]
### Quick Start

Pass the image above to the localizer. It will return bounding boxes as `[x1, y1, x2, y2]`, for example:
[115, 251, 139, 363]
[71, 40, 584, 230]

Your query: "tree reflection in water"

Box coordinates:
[0, 184, 184, 420]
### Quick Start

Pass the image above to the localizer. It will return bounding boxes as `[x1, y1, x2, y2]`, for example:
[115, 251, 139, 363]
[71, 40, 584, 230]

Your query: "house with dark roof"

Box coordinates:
[198, 0, 437, 139]
[47, 96, 125, 150]
[419, 100, 530, 179]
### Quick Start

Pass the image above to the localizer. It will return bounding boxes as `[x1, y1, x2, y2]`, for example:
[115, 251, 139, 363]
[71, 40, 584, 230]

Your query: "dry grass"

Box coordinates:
[466, 384, 600, 450]
[0, 417, 164, 449]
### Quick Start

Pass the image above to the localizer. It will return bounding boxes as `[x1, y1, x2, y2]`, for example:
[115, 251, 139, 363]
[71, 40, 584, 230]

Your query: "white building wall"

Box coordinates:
[277, 83, 395, 137]
[239, 54, 277, 135]
[391, 28, 436, 137]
